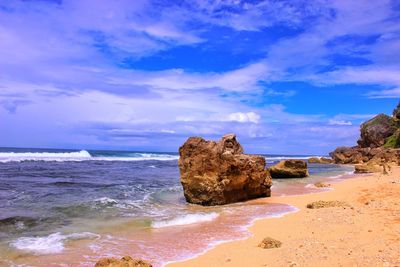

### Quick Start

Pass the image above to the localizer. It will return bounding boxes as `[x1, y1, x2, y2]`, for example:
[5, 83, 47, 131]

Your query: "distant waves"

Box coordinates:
[0, 150, 179, 162]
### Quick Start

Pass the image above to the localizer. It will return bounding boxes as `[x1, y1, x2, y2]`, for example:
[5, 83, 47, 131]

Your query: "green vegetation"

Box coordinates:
[384, 131, 400, 148]
[362, 114, 395, 129]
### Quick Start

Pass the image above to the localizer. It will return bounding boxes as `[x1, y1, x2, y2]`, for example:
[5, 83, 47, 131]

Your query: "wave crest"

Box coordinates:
[0, 150, 91, 163]
[10, 232, 100, 254]
[0, 151, 179, 162]
[152, 213, 219, 228]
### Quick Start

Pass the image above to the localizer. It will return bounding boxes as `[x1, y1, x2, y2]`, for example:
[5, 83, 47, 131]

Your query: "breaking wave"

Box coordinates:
[0, 150, 92, 162]
[152, 213, 219, 228]
[10, 232, 100, 254]
[0, 151, 178, 162]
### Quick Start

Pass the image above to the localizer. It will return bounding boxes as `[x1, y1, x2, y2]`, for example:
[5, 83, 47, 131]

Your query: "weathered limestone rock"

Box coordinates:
[368, 148, 400, 165]
[314, 182, 330, 188]
[308, 157, 333, 164]
[178, 134, 272, 206]
[306, 200, 349, 209]
[357, 114, 397, 148]
[330, 146, 400, 166]
[354, 163, 382, 174]
[258, 237, 282, 249]
[94, 256, 152, 267]
[269, 160, 309, 178]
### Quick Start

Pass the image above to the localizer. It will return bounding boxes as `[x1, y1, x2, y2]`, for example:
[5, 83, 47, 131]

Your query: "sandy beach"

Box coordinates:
[169, 166, 400, 267]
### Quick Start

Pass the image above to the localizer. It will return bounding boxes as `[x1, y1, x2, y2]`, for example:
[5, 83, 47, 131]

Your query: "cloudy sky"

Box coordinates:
[0, 0, 399, 154]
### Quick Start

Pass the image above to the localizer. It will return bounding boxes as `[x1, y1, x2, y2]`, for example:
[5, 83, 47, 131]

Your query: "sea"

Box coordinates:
[0, 148, 355, 267]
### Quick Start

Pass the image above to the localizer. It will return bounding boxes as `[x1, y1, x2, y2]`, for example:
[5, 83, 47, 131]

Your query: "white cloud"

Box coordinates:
[108, 62, 275, 93]
[366, 87, 400, 99]
[227, 112, 261, 123]
[328, 119, 352, 126]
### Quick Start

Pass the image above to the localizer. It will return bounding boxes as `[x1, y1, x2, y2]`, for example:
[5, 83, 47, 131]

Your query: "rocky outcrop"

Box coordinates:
[369, 148, 400, 165]
[330, 147, 371, 164]
[94, 256, 152, 267]
[178, 134, 272, 206]
[354, 163, 382, 174]
[330, 146, 400, 165]
[357, 114, 397, 148]
[330, 103, 400, 169]
[269, 160, 309, 178]
[308, 157, 333, 164]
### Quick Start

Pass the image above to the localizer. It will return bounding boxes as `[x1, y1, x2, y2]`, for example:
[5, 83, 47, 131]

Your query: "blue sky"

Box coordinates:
[0, 0, 399, 154]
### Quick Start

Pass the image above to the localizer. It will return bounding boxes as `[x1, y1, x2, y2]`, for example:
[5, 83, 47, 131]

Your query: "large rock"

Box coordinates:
[357, 114, 397, 148]
[330, 102, 400, 166]
[330, 147, 367, 164]
[269, 160, 309, 178]
[94, 256, 152, 267]
[330, 146, 400, 165]
[308, 157, 333, 164]
[178, 134, 272, 206]
[354, 163, 382, 174]
[368, 148, 400, 165]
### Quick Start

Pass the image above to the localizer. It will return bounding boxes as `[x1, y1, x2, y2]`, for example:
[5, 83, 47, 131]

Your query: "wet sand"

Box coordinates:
[169, 167, 400, 267]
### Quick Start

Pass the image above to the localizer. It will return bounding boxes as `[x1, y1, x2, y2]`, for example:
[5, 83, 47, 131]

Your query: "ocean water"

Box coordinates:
[0, 148, 354, 267]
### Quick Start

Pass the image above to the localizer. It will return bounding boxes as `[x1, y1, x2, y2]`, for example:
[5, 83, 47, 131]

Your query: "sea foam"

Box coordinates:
[0, 151, 179, 162]
[0, 150, 92, 162]
[152, 213, 219, 228]
[10, 232, 100, 254]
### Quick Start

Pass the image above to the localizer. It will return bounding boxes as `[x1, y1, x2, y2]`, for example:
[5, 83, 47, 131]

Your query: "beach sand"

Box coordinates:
[168, 166, 400, 267]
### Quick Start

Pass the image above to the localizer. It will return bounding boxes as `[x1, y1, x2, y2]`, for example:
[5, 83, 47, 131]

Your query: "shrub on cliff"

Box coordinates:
[384, 129, 400, 148]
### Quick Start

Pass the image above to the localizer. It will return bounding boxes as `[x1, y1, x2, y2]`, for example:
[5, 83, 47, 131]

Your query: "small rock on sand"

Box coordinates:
[258, 237, 282, 249]
[314, 182, 331, 188]
[306, 200, 349, 209]
[94, 256, 152, 267]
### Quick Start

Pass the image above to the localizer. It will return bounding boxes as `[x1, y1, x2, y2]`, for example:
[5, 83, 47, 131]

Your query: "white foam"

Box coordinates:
[152, 213, 219, 228]
[0, 151, 179, 162]
[0, 150, 92, 163]
[305, 183, 315, 188]
[10, 232, 100, 255]
[94, 197, 119, 205]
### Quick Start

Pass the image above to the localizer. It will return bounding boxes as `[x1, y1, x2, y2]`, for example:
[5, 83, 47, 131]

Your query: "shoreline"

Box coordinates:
[0, 165, 354, 267]
[168, 167, 400, 267]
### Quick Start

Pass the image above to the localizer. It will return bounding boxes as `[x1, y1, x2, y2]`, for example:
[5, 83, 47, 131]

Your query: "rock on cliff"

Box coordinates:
[330, 146, 400, 165]
[178, 134, 272, 206]
[357, 114, 397, 148]
[330, 146, 371, 164]
[330, 102, 400, 168]
[269, 160, 309, 178]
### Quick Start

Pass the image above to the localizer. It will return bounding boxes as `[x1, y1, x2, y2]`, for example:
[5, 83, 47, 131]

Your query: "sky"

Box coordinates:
[0, 0, 399, 155]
